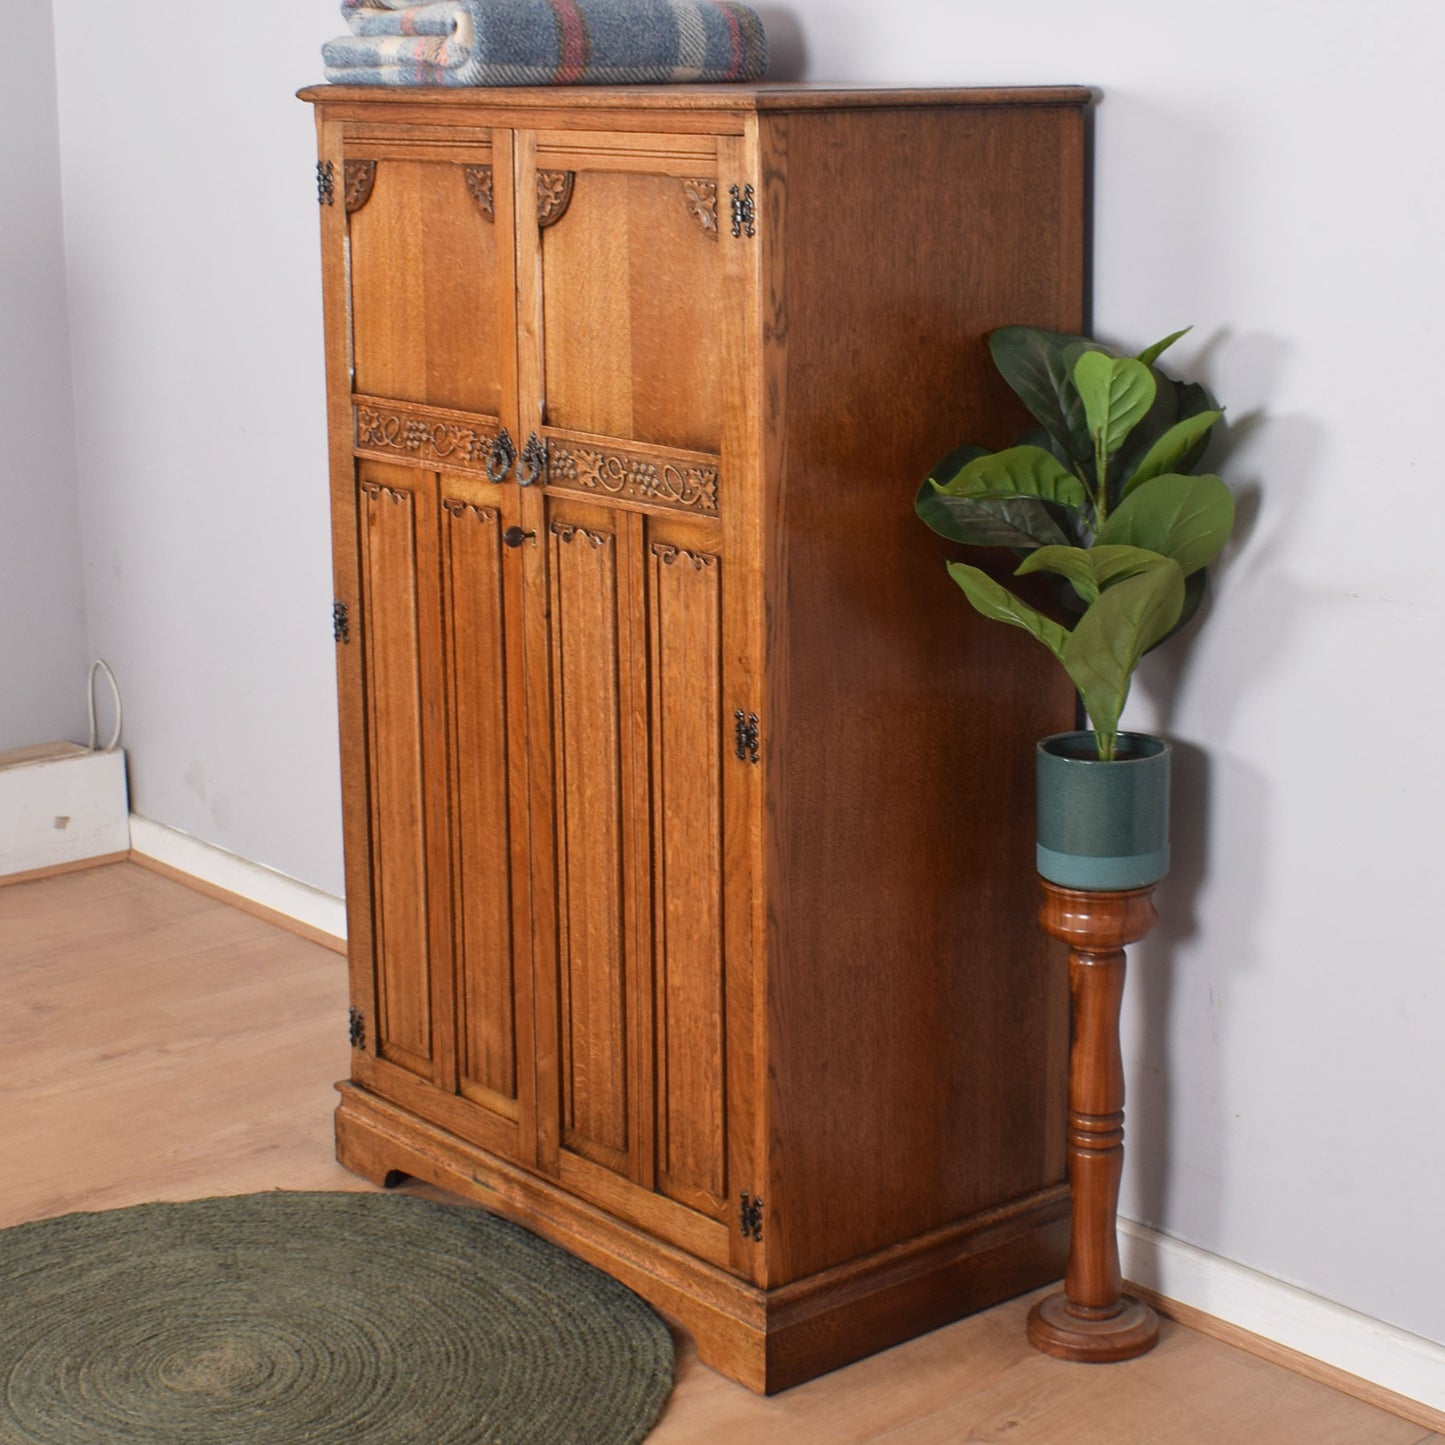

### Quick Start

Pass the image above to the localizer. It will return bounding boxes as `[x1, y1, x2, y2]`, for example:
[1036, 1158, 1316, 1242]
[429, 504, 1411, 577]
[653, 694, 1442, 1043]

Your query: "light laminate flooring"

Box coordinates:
[1, 862, 1437, 1444]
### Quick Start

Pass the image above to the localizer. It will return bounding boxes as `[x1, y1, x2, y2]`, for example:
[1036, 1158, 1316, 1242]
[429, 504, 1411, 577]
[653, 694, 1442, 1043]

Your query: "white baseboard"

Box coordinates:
[127, 815, 347, 943]
[1120, 1218, 1445, 1415]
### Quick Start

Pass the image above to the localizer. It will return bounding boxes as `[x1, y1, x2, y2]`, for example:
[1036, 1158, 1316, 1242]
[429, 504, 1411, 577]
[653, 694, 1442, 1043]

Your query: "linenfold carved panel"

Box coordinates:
[547, 440, 719, 516]
[356, 401, 502, 473]
[344, 161, 377, 214]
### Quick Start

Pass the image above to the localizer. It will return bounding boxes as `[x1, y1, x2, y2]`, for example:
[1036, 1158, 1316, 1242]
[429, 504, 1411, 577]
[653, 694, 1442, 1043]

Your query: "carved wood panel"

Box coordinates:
[358, 474, 434, 1077]
[547, 516, 632, 1171]
[647, 537, 727, 1212]
[441, 497, 520, 1116]
[538, 167, 726, 453]
[546, 435, 719, 515]
[355, 399, 504, 474]
[349, 159, 504, 416]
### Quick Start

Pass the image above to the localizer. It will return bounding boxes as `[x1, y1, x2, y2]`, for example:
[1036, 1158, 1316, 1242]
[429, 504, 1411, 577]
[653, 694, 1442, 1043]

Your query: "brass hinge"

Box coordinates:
[729, 183, 756, 239]
[733, 710, 760, 764]
[317, 159, 335, 206]
[348, 1007, 366, 1048]
[739, 1192, 764, 1241]
[333, 601, 350, 644]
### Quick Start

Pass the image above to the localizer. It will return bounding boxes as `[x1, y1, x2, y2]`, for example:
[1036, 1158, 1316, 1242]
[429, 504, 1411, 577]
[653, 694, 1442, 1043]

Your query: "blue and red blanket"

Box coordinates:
[323, 0, 768, 86]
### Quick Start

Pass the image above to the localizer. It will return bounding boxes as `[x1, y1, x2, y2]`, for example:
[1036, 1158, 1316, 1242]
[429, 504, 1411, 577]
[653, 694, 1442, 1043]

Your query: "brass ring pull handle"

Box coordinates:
[502, 526, 536, 549]
[516, 432, 547, 487]
[486, 428, 516, 482]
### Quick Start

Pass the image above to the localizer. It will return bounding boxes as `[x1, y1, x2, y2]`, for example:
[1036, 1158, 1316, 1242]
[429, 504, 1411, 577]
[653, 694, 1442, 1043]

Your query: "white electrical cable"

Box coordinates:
[87, 660, 123, 752]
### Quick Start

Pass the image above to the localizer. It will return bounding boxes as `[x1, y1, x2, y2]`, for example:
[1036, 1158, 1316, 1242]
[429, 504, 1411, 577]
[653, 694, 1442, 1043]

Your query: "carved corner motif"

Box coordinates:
[681, 179, 719, 239]
[442, 500, 500, 524]
[537, 170, 576, 229]
[651, 542, 718, 570]
[344, 160, 377, 214]
[463, 165, 495, 222]
[549, 521, 610, 548]
[360, 481, 409, 505]
[548, 442, 719, 516]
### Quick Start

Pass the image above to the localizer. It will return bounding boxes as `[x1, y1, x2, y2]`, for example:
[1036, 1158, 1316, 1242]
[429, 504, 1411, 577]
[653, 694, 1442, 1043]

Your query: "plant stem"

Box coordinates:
[1096, 730, 1117, 762]
[1092, 429, 1110, 527]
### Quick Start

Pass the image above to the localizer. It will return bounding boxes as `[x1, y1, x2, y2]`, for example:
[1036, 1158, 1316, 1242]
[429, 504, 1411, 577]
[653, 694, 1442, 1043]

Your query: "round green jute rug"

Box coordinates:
[0, 1190, 674, 1445]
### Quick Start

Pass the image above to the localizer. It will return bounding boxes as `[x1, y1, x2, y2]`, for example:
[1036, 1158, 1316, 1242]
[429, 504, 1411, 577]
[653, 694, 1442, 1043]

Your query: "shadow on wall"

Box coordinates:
[755, 7, 808, 80]
[1125, 335, 1319, 1244]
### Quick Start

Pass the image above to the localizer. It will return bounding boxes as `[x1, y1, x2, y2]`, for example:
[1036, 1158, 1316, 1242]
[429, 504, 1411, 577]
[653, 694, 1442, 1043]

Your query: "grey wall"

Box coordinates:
[50, 0, 345, 891]
[0, 0, 88, 748]
[27, 0, 1445, 1354]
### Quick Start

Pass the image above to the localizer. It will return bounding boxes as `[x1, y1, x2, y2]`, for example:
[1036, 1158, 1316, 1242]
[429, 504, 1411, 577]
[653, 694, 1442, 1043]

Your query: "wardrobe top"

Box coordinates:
[298, 83, 1096, 114]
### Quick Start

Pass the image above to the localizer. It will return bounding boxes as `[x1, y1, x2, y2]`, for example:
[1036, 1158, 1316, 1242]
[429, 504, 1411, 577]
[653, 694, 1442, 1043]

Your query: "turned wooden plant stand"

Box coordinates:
[1028, 881, 1161, 1362]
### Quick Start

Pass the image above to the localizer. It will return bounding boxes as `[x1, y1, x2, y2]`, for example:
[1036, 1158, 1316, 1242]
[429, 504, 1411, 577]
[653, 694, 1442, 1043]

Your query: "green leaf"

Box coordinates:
[917, 485, 1078, 549]
[924, 442, 991, 491]
[945, 562, 1071, 661]
[932, 444, 1088, 509]
[988, 327, 1103, 466]
[1109, 377, 1219, 509]
[1073, 351, 1157, 460]
[1062, 562, 1186, 753]
[1016, 543, 1175, 605]
[1096, 473, 1235, 576]
[1121, 410, 1223, 498]
[1135, 327, 1191, 367]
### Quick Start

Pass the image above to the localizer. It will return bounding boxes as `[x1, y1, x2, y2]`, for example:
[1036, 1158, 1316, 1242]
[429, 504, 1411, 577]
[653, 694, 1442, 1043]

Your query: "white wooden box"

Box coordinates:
[0, 742, 130, 880]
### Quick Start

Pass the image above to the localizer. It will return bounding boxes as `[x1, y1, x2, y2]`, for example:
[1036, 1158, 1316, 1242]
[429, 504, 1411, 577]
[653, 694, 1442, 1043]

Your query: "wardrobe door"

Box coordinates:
[338, 134, 536, 1164]
[514, 128, 759, 1268]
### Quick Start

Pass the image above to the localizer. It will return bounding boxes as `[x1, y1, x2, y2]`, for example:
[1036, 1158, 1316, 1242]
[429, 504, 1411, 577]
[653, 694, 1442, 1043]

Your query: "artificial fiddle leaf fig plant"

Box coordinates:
[916, 326, 1234, 761]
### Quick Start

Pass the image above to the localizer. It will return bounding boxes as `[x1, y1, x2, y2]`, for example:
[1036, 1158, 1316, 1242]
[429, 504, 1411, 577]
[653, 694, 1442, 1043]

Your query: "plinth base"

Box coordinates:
[1026, 1290, 1159, 1362]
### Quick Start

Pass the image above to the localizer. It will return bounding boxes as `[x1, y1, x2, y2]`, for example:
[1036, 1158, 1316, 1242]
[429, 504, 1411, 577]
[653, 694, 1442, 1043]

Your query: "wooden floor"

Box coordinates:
[1, 861, 1437, 1444]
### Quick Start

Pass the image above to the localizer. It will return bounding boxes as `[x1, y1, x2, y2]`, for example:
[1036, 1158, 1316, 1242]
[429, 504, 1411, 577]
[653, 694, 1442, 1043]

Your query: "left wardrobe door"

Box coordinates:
[324, 136, 539, 1170]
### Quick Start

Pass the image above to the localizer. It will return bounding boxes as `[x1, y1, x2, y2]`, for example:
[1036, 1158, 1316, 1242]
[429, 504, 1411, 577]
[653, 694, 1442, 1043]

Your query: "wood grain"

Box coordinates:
[756, 100, 1085, 1283]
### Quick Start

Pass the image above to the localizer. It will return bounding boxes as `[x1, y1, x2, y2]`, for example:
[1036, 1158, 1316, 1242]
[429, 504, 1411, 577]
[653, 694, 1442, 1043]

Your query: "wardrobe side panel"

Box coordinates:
[761, 101, 1087, 1281]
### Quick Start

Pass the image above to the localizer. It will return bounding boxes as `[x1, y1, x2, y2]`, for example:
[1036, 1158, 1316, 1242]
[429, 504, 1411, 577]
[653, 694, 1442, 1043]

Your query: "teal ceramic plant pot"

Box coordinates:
[1036, 732, 1171, 891]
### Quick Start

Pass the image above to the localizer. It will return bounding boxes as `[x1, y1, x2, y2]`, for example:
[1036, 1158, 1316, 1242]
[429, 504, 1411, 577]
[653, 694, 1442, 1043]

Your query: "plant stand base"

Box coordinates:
[1031, 881, 1162, 1365]
[1026, 1289, 1158, 1362]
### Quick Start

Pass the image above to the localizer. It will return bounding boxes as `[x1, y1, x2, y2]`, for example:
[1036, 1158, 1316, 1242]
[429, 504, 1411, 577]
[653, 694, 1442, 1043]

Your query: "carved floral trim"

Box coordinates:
[537, 170, 575, 229]
[463, 165, 495, 222]
[547, 441, 719, 515]
[344, 161, 377, 214]
[356, 404, 499, 472]
[680, 179, 718, 239]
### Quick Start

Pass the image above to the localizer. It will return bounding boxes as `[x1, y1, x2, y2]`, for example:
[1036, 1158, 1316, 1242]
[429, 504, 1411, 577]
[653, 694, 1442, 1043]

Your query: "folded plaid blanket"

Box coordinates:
[322, 0, 768, 86]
